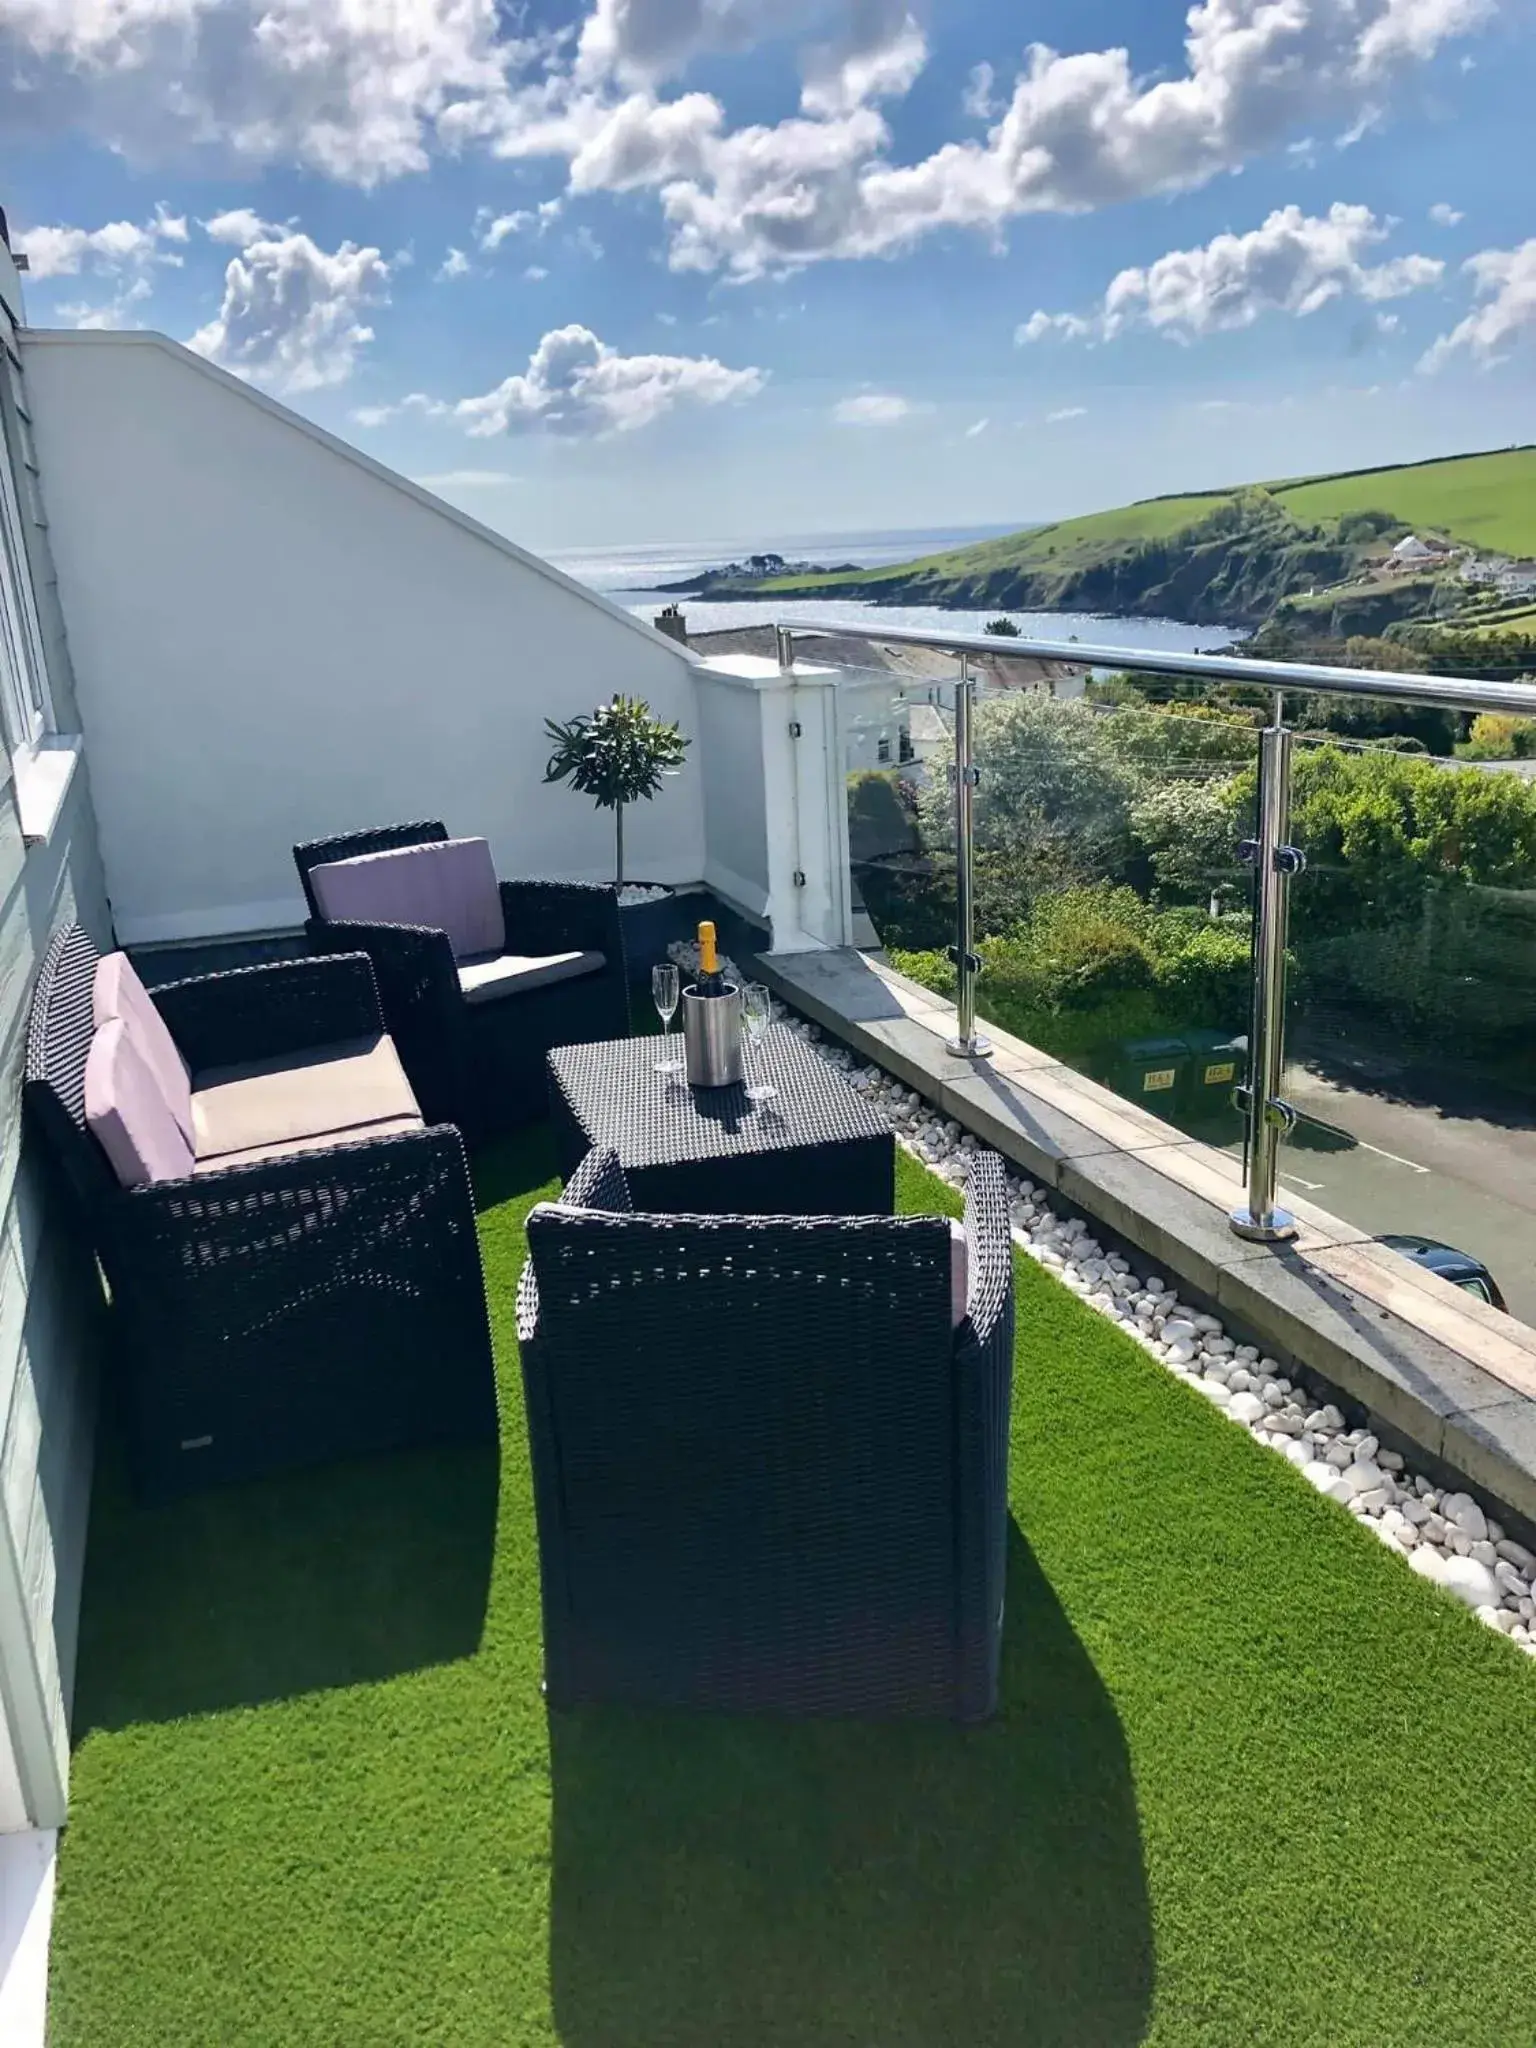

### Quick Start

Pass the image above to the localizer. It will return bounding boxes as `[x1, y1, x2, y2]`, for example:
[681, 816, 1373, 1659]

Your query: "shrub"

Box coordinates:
[1465, 714, 1536, 761]
[1151, 923, 1252, 1024]
[847, 770, 918, 863]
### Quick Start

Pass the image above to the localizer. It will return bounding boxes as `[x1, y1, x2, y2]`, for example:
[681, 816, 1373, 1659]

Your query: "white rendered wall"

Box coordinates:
[21, 333, 706, 944]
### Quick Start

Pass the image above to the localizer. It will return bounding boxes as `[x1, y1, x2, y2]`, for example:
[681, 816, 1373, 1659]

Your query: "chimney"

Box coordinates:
[654, 604, 688, 646]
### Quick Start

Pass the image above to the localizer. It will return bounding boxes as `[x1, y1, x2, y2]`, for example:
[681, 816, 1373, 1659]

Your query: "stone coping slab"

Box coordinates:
[755, 944, 1536, 1529]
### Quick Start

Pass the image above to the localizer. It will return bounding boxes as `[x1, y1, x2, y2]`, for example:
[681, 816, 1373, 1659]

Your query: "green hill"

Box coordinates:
[1270, 447, 1536, 556]
[733, 444, 1536, 627]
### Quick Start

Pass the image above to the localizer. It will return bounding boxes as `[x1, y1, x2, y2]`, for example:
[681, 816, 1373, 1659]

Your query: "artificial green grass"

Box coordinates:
[47, 1137, 1536, 2045]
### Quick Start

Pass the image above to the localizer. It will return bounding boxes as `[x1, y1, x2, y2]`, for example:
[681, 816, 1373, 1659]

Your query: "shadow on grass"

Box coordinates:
[470, 1121, 561, 1213]
[547, 1526, 1152, 2048]
[73, 1435, 499, 1735]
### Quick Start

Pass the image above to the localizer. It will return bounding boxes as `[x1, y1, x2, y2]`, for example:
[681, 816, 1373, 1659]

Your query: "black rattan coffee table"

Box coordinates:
[547, 1025, 895, 1215]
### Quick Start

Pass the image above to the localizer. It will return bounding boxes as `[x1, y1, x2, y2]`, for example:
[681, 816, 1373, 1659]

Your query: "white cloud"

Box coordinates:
[0, 0, 538, 185]
[648, 0, 1494, 275]
[660, 104, 889, 277]
[350, 392, 443, 426]
[572, 0, 922, 119]
[1019, 310, 1094, 344]
[963, 60, 997, 120]
[476, 207, 533, 249]
[414, 468, 519, 487]
[799, 2, 925, 119]
[436, 245, 473, 279]
[1429, 201, 1464, 226]
[203, 207, 277, 245]
[1422, 239, 1536, 370]
[524, 264, 550, 280]
[17, 204, 187, 279]
[189, 226, 390, 391]
[964, 415, 989, 437]
[567, 89, 721, 191]
[0, 0, 1493, 285]
[832, 391, 910, 424]
[1022, 203, 1443, 344]
[56, 276, 156, 329]
[1046, 405, 1088, 422]
[436, 323, 765, 437]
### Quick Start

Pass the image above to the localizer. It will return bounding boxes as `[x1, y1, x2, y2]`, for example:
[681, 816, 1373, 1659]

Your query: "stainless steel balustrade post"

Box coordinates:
[1231, 721, 1301, 1243]
[945, 656, 992, 1060]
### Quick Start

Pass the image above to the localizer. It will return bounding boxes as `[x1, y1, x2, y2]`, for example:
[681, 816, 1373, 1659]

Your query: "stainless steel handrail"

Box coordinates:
[772, 616, 1531, 1242]
[771, 618, 1536, 719]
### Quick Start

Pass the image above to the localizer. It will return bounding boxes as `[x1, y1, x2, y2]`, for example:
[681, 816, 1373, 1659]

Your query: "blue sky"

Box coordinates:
[2, 0, 1533, 553]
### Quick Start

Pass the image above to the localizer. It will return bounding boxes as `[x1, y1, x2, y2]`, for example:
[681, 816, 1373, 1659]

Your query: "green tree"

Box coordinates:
[543, 693, 689, 888]
[917, 693, 1137, 883]
[1130, 776, 1247, 900]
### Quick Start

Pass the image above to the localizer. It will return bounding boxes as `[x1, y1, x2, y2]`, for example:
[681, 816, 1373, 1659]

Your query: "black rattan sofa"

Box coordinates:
[517, 1145, 1016, 1721]
[294, 822, 630, 1141]
[25, 924, 497, 1502]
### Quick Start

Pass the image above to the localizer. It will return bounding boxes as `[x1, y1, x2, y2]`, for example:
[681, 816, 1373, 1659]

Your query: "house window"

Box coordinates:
[876, 734, 891, 765]
[0, 329, 52, 754]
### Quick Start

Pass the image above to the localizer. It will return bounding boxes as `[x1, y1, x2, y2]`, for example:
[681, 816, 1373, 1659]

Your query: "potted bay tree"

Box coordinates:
[543, 693, 694, 970]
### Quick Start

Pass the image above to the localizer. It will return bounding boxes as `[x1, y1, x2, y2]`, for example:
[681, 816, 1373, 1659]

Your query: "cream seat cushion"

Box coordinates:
[457, 950, 606, 1006]
[192, 1034, 422, 1166]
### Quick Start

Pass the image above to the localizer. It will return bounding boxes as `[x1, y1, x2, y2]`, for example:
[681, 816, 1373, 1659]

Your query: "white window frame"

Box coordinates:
[0, 321, 52, 758]
[0, 480, 47, 754]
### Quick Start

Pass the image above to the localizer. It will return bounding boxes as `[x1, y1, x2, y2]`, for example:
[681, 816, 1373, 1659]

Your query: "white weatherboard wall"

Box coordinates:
[21, 333, 706, 944]
[0, 247, 110, 1834]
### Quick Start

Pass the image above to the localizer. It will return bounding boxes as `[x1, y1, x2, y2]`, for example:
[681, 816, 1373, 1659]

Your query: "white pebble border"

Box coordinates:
[670, 941, 1536, 1654]
[618, 883, 673, 909]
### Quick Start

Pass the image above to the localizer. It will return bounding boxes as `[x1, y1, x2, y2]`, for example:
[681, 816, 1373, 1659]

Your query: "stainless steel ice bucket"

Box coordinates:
[682, 983, 742, 1088]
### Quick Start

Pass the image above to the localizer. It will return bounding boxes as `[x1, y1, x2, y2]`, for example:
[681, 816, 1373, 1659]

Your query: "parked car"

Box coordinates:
[1378, 1233, 1508, 1313]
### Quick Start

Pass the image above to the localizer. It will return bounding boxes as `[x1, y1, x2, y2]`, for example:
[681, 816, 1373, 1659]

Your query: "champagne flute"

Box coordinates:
[652, 962, 683, 1073]
[740, 982, 776, 1102]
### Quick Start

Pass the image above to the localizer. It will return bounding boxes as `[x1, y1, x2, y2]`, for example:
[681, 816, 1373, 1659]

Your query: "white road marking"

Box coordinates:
[1353, 1138, 1432, 1175]
[1279, 1172, 1326, 1191]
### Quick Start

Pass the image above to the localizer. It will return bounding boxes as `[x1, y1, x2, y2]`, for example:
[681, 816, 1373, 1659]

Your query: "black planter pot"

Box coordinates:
[618, 885, 709, 976]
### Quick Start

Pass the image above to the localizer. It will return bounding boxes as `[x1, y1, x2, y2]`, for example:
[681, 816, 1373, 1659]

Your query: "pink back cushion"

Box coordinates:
[950, 1219, 969, 1328]
[310, 838, 505, 961]
[85, 1019, 196, 1187]
[93, 952, 193, 1145]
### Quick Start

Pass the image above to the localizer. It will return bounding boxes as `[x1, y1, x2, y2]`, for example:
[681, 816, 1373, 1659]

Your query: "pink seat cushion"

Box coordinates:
[93, 952, 194, 1146]
[309, 838, 505, 961]
[85, 1019, 196, 1187]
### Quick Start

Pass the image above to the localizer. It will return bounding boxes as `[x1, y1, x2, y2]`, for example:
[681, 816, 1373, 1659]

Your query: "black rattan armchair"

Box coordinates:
[517, 1146, 1016, 1722]
[295, 821, 630, 1141]
[25, 925, 497, 1502]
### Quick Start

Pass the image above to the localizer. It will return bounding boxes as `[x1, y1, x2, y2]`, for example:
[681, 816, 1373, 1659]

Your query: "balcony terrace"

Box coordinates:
[3, 294, 1536, 2044]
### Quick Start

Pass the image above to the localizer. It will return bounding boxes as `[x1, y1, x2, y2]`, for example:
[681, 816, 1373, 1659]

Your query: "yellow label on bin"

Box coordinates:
[1142, 1068, 1177, 1092]
[1204, 1061, 1236, 1085]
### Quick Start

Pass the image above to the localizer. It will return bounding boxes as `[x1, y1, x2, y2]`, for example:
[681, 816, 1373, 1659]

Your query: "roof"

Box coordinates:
[1392, 535, 1438, 560]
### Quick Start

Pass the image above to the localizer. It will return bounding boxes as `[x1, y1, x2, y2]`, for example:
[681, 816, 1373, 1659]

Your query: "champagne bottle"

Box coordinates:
[695, 920, 726, 998]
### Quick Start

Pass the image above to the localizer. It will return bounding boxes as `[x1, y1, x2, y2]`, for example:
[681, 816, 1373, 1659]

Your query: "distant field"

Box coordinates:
[1273, 448, 1536, 556]
[1470, 603, 1536, 639]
